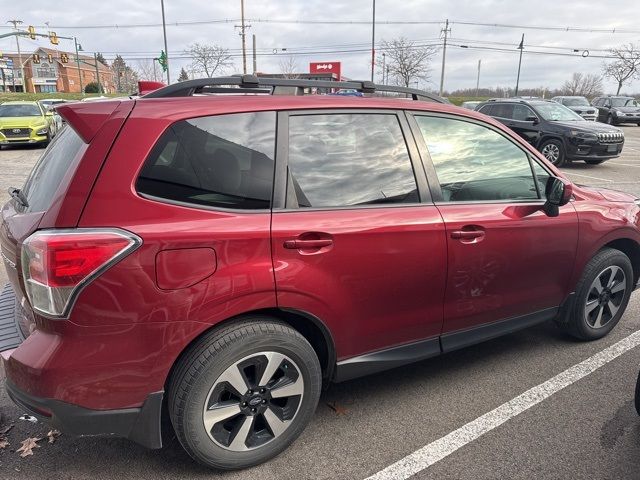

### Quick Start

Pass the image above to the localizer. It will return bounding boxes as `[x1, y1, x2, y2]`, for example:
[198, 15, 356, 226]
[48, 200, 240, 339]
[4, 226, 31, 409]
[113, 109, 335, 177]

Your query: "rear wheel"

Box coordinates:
[540, 139, 566, 167]
[169, 318, 322, 470]
[557, 248, 633, 340]
[585, 159, 605, 165]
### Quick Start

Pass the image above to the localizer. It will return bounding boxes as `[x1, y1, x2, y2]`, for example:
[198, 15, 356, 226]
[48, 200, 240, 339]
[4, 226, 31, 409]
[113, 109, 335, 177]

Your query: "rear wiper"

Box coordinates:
[8, 187, 29, 208]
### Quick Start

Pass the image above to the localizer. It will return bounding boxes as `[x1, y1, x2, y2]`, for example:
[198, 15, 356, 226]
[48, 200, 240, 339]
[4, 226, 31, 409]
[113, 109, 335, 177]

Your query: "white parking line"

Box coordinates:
[563, 172, 613, 182]
[365, 330, 640, 480]
[607, 163, 640, 168]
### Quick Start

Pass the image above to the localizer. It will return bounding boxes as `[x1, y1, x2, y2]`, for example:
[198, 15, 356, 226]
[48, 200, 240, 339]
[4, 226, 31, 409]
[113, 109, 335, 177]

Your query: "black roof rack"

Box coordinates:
[142, 74, 445, 103]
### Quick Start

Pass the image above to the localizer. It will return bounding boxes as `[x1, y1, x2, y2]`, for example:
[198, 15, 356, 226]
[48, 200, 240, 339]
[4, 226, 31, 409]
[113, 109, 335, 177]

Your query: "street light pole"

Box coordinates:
[475, 59, 481, 97]
[160, 0, 170, 84]
[515, 34, 524, 96]
[381, 52, 385, 84]
[439, 19, 450, 97]
[74, 37, 83, 93]
[370, 0, 376, 82]
[7, 20, 25, 93]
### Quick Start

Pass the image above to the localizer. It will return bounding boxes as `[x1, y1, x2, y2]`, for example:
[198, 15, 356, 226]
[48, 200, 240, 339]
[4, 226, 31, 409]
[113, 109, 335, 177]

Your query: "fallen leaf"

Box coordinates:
[47, 430, 61, 444]
[327, 401, 349, 416]
[0, 437, 9, 449]
[16, 437, 41, 457]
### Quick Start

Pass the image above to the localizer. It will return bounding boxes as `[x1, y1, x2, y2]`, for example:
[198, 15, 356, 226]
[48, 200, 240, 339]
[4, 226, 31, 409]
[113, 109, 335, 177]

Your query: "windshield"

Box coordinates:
[611, 97, 639, 107]
[562, 98, 590, 107]
[0, 104, 42, 117]
[535, 103, 584, 122]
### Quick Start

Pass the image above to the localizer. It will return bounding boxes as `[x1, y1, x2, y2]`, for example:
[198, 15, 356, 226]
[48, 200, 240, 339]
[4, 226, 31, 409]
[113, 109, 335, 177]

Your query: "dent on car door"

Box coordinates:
[409, 113, 579, 347]
[270, 111, 447, 360]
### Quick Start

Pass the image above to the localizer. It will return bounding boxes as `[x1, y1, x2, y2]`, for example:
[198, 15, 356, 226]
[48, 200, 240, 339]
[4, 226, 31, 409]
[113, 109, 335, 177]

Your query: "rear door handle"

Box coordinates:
[284, 239, 333, 249]
[451, 230, 485, 240]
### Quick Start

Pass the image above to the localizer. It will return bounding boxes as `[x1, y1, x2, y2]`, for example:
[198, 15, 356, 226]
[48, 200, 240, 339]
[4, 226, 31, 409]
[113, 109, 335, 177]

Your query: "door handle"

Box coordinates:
[451, 230, 485, 240]
[284, 239, 333, 249]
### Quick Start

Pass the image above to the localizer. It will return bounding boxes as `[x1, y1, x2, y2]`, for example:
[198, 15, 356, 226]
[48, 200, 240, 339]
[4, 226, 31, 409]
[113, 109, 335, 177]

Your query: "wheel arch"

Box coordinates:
[603, 238, 640, 287]
[537, 134, 566, 151]
[163, 307, 337, 394]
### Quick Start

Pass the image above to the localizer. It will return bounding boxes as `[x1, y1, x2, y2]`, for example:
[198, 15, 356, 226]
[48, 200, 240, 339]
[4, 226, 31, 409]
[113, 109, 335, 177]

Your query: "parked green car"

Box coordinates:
[0, 101, 57, 148]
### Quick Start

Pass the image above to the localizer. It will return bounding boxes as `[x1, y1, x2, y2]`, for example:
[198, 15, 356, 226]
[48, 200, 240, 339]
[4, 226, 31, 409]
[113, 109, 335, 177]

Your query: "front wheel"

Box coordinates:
[540, 139, 566, 167]
[557, 248, 633, 341]
[168, 318, 322, 470]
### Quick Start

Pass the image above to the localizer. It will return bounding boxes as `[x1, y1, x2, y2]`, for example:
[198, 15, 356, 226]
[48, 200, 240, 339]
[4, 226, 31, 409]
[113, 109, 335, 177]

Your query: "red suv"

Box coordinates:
[2, 76, 639, 470]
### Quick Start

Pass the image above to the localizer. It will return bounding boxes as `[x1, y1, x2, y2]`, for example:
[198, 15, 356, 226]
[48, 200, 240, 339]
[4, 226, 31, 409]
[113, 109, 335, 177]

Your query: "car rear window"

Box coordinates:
[21, 126, 85, 212]
[136, 112, 276, 210]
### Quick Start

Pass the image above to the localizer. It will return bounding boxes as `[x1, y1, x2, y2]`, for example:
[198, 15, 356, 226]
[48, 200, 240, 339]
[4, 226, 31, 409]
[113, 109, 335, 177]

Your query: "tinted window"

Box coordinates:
[415, 116, 539, 202]
[137, 112, 275, 210]
[287, 114, 417, 208]
[492, 103, 515, 119]
[512, 104, 536, 121]
[478, 104, 494, 115]
[22, 127, 85, 212]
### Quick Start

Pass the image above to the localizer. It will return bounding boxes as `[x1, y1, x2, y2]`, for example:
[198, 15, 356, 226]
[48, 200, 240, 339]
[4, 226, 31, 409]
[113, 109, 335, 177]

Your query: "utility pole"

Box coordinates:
[7, 20, 25, 93]
[160, 0, 170, 84]
[236, 0, 250, 74]
[515, 34, 524, 96]
[371, 0, 376, 82]
[385, 65, 389, 85]
[381, 52, 386, 84]
[252, 34, 257, 74]
[94, 52, 101, 93]
[439, 19, 450, 97]
[74, 37, 83, 93]
[475, 59, 481, 97]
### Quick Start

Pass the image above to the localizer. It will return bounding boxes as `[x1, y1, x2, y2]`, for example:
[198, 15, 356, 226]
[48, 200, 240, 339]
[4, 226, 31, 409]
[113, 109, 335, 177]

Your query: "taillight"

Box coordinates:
[21, 229, 141, 318]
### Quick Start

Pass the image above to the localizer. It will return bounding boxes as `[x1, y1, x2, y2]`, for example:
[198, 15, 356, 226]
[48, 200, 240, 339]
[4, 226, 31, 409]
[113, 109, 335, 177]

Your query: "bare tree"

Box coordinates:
[376, 38, 437, 88]
[603, 43, 640, 94]
[135, 59, 163, 82]
[279, 56, 300, 79]
[184, 43, 233, 77]
[561, 73, 603, 97]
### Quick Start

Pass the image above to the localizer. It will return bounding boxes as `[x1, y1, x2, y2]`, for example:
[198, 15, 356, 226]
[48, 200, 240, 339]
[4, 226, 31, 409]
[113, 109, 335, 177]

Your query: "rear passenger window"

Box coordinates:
[136, 112, 275, 210]
[286, 114, 418, 208]
[492, 103, 515, 119]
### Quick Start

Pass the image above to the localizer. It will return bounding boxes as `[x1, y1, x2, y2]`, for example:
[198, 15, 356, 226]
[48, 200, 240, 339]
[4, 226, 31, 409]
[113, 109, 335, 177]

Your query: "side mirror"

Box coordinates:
[543, 176, 573, 217]
[525, 115, 539, 125]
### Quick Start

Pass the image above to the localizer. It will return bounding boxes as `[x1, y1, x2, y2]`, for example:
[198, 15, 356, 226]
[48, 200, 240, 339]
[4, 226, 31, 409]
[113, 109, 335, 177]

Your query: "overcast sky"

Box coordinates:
[1, 1, 639, 93]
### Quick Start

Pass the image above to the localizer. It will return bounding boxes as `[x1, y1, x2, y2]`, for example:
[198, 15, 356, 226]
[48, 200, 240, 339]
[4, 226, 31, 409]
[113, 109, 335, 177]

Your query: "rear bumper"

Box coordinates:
[5, 380, 164, 449]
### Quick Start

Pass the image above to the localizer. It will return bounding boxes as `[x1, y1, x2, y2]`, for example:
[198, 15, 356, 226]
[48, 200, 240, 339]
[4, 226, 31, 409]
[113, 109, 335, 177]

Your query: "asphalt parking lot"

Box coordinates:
[1, 127, 640, 479]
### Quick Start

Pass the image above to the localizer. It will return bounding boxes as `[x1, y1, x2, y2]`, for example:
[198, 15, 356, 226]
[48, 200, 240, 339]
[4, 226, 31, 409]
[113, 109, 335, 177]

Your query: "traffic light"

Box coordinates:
[32, 53, 41, 64]
[157, 50, 168, 73]
[60, 53, 69, 64]
[47, 53, 53, 63]
[49, 32, 59, 45]
[28, 26, 36, 40]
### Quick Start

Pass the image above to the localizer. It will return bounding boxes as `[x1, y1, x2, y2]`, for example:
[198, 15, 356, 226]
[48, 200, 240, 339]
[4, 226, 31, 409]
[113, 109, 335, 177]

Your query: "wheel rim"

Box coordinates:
[542, 143, 561, 164]
[202, 351, 304, 452]
[584, 265, 627, 329]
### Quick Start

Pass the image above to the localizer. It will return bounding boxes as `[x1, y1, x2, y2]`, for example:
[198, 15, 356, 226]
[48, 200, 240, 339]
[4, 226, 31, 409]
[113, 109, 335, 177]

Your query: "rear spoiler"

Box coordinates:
[56, 101, 124, 144]
[138, 81, 166, 96]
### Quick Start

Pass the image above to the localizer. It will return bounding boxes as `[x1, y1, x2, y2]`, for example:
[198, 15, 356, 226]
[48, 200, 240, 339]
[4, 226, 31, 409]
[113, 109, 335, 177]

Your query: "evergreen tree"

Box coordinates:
[177, 67, 189, 82]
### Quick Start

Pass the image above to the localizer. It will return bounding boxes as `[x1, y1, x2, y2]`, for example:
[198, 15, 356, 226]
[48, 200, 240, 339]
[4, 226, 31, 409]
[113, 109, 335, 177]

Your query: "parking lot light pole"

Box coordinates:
[371, 0, 376, 82]
[161, 0, 170, 84]
[515, 34, 524, 96]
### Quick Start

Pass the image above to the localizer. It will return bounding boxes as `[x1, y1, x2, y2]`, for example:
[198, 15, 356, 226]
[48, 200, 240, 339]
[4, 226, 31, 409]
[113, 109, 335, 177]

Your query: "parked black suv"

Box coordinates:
[592, 96, 640, 125]
[476, 99, 624, 166]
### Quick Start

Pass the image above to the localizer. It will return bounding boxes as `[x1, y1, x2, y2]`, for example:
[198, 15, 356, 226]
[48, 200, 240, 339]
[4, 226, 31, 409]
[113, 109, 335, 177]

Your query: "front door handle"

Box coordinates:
[284, 239, 333, 249]
[451, 230, 485, 240]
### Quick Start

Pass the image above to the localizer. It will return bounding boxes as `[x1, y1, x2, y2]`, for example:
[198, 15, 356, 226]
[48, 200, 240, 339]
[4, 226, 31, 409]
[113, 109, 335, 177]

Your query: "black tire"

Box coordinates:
[168, 317, 322, 470]
[539, 139, 566, 167]
[585, 159, 605, 165]
[557, 248, 633, 341]
[635, 370, 640, 416]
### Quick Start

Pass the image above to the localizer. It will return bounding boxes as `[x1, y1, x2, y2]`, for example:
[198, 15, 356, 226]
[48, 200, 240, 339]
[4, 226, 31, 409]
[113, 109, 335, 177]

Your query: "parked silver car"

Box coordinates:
[551, 96, 598, 121]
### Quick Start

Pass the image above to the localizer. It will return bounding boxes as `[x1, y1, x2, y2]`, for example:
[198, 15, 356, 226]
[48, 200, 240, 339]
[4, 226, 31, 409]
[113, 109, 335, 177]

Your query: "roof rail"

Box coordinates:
[142, 74, 445, 103]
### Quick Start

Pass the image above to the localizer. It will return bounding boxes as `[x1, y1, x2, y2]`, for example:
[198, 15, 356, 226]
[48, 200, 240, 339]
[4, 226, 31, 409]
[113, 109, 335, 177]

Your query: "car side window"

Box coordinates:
[512, 104, 536, 121]
[136, 111, 276, 210]
[415, 116, 540, 202]
[286, 113, 418, 208]
[478, 104, 494, 115]
[492, 103, 515, 119]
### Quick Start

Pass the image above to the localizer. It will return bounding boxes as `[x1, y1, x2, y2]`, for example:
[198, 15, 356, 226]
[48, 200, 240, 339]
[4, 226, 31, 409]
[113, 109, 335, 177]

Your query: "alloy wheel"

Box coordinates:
[202, 351, 304, 452]
[541, 143, 561, 164]
[584, 265, 627, 329]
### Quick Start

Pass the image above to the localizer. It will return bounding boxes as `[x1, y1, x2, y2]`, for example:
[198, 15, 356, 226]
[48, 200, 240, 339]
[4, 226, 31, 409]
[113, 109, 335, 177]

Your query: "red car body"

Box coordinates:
[2, 93, 639, 449]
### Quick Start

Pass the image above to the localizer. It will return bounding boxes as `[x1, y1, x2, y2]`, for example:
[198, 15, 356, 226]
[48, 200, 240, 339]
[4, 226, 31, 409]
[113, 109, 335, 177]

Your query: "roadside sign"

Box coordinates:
[309, 62, 342, 80]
